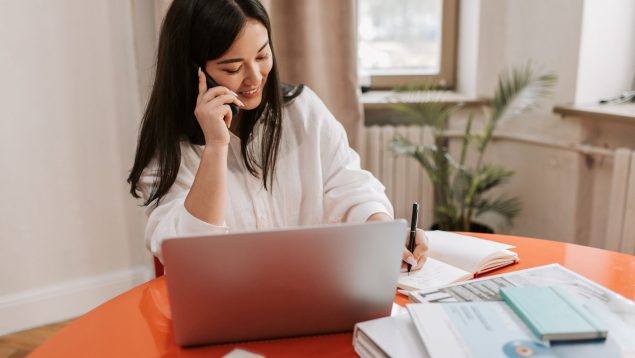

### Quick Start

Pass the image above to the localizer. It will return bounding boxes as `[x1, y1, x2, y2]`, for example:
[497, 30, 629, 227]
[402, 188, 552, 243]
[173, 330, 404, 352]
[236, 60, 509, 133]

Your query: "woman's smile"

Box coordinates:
[238, 84, 262, 101]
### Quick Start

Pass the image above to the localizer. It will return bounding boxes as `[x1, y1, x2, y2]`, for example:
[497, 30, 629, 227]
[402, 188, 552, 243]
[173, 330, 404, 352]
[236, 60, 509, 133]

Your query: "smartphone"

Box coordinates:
[201, 69, 239, 117]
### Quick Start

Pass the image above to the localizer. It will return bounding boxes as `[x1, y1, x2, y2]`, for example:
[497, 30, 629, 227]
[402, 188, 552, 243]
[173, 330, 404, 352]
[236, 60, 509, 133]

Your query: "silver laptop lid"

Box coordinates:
[162, 220, 407, 346]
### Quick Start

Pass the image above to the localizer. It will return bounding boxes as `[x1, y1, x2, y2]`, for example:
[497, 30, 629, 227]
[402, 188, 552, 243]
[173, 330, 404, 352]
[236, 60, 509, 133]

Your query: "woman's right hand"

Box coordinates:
[194, 69, 244, 146]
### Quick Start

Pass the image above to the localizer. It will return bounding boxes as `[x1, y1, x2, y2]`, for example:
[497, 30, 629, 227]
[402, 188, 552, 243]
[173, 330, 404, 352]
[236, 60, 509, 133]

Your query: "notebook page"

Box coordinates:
[398, 257, 472, 290]
[476, 250, 519, 274]
[426, 231, 515, 274]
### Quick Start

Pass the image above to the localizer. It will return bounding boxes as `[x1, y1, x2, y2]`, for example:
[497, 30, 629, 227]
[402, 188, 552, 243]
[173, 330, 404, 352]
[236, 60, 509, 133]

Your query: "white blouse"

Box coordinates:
[139, 87, 393, 261]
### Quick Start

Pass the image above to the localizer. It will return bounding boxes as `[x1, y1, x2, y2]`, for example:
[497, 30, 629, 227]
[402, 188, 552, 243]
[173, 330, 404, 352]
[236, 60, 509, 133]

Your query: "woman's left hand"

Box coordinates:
[401, 228, 428, 272]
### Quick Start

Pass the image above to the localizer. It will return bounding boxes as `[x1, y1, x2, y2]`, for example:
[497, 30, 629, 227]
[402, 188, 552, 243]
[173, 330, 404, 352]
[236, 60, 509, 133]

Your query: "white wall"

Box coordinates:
[575, 0, 635, 104]
[456, 0, 508, 99]
[458, 0, 584, 104]
[454, 0, 634, 244]
[0, 1, 151, 334]
[460, 0, 635, 105]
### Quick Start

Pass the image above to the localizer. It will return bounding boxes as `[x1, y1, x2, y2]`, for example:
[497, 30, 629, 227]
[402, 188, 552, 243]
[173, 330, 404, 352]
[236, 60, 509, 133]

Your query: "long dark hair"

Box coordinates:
[128, 0, 283, 206]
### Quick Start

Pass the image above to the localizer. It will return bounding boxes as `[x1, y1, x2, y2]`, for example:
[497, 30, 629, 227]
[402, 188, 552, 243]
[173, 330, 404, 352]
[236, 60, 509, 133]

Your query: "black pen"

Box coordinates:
[407, 202, 419, 275]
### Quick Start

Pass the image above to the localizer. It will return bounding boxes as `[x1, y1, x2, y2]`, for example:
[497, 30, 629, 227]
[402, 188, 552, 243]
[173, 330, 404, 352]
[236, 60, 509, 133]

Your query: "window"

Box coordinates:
[357, 0, 458, 89]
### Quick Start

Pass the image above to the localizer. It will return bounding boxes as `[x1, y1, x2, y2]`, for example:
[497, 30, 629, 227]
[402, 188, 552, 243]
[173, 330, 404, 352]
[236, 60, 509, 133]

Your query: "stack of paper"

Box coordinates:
[353, 313, 427, 357]
[353, 264, 635, 358]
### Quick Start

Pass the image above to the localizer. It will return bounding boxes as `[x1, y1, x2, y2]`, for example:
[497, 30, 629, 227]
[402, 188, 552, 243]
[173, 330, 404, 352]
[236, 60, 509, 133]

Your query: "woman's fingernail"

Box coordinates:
[400, 266, 407, 273]
[198, 67, 201, 76]
[406, 256, 417, 266]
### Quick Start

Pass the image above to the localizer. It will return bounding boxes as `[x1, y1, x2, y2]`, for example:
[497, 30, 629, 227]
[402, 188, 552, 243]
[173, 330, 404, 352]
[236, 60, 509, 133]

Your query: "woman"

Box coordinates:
[127, 0, 427, 270]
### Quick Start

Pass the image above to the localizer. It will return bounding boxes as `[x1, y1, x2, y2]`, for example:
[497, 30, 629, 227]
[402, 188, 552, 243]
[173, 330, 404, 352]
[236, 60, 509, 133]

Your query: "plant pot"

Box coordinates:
[430, 222, 495, 234]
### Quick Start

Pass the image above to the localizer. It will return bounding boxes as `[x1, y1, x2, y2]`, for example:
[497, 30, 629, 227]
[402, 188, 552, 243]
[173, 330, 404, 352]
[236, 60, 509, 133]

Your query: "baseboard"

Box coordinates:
[0, 265, 153, 336]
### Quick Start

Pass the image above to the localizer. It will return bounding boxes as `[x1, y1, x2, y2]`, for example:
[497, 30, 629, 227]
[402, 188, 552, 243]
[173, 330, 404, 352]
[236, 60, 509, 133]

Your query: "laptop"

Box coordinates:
[161, 220, 407, 346]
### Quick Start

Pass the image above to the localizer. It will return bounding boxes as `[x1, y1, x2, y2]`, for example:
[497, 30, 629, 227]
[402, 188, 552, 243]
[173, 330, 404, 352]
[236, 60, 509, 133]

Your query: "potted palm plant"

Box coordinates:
[390, 65, 556, 232]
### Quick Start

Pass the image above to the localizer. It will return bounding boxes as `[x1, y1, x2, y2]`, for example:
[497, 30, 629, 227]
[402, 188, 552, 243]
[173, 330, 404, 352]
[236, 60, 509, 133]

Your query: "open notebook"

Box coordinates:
[398, 231, 519, 290]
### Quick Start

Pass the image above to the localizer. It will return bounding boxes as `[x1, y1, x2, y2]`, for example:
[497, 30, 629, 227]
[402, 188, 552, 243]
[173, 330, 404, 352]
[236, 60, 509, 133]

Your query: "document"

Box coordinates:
[407, 301, 627, 358]
[353, 313, 428, 358]
[408, 264, 635, 356]
[355, 264, 635, 357]
[409, 302, 548, 358]
[398, 231, 519, 290]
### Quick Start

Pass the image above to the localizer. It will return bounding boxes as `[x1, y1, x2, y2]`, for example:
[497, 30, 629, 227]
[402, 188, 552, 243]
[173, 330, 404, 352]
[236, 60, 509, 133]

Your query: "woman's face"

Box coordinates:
[205, 19, 273, 111]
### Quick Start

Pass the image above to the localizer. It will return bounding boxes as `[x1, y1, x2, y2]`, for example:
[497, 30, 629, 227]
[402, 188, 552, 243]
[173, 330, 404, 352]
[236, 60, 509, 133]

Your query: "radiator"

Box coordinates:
[359, 127, 635, 255]
[359, 125, 435, 228]
[606, 148, 635, 255]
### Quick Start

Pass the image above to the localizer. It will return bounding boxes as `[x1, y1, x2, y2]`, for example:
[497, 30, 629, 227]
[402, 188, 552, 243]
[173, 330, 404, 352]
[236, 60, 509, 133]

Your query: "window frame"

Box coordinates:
[360, 0, 459, 90]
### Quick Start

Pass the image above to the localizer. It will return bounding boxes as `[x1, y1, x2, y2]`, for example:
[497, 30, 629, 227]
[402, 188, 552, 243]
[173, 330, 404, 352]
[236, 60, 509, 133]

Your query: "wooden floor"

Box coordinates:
[0, 320, 72, 358]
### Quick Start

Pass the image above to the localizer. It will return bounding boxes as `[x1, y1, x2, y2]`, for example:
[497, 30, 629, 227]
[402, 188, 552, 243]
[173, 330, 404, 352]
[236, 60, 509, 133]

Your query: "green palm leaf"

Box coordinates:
[390, 101, 455, 128]
[474, 196, 521, 225]
[389, 136, 438, 181]
[390, 84, 456, 128]
[474, 165, 515, 194]
[388, 65, 556, 232]
[492, 64, 557, 123]
[451, 168, 472, 203]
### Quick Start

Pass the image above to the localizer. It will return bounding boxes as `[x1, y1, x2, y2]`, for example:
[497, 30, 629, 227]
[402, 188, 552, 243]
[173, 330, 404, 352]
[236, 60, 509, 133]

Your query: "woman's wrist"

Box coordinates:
[186, 143, 228, 227]
[202, 143, 229, 156]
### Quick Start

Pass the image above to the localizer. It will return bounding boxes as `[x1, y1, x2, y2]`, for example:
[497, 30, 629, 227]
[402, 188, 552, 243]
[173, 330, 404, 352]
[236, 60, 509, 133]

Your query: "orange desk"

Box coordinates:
[31, 234, 635, 357]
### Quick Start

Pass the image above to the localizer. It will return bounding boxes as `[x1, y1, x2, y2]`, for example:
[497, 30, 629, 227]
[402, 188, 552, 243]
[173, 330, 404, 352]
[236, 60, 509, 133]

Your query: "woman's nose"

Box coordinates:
[243, 62, 263, 86]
